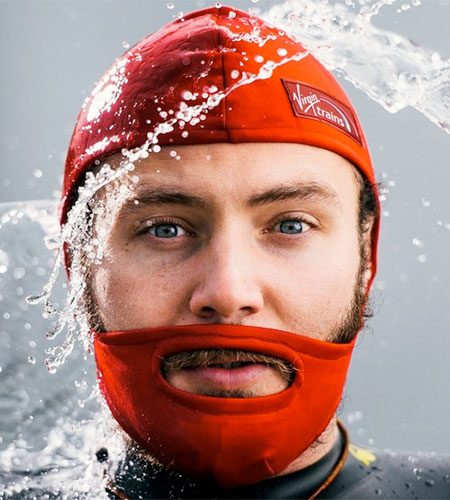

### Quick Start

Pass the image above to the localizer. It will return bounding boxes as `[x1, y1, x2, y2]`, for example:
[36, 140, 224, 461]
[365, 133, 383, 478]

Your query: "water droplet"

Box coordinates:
[33, 169, 43, 178]
[183, 91, 195, 101]
[152, 145, 161, 153]
[418, 254, 427, 263]
[375, 489, 382, 495]
[412, 237, 424, 248]
[425, 479, 434, 487]
[170, 150, 177, 158]
[277, 48, 288, 57]
[255, 55, 264, 63]
[122, 41, 130, 49]
[181, 131, 189, 138]
[28, 356, 36, 365]
[13, 267, 26, 280]
[215, 2, 222, 8]
[44, 235, 60, 250]
[35, 267, 46, 277]
[3, 312, 10, 320]
[26, 291, 47, 305]
[0, 265, 7, 274]
[228, 10, 236, 19]
[29, 340, 36, 348]
[167, 2, 174, 9]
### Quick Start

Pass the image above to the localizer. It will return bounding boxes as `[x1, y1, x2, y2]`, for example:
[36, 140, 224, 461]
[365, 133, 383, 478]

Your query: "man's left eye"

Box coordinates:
[275, 219, 310, 234]
[149, 223, 187, 238]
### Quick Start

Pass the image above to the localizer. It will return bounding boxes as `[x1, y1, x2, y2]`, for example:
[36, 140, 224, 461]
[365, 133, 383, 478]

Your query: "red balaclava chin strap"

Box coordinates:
[61, 5, 380, 489]
[94, 324, 355, 488]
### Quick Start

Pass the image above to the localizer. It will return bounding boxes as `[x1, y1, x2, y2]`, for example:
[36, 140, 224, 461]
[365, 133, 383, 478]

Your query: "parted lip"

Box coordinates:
[161, 348, 296, 382]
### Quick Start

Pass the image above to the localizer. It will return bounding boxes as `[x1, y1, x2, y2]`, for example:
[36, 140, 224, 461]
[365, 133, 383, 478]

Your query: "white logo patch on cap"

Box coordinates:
[282, 79, 362, 145]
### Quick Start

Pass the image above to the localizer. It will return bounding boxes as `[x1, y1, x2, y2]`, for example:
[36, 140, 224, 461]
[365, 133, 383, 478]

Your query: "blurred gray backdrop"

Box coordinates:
[1, 0, 450, 453]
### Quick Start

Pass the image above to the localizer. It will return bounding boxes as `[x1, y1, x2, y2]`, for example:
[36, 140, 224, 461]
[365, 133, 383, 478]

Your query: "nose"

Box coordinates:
[189, 234, 264, 322]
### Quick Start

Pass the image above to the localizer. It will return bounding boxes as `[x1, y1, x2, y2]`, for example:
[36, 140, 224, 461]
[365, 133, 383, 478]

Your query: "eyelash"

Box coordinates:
[266, 215, 314, 235]
[136, 217, 193, 237]
[136, 214, 315, 239]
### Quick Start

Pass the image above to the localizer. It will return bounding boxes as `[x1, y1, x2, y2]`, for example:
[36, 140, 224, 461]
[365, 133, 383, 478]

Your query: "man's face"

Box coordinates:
[90, 143, 373, 398]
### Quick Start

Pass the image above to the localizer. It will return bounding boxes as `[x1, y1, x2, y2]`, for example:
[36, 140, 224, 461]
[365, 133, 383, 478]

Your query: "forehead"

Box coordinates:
[108, 142, 360, 208]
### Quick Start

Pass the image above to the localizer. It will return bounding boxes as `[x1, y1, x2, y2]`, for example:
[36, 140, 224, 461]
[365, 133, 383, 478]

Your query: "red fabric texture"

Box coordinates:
[62, 8, 377, 208]
[94, 324, 355, 488]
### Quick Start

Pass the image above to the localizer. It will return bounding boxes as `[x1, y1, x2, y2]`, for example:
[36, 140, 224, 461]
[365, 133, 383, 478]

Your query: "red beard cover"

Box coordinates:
[94, 323, 355, 488]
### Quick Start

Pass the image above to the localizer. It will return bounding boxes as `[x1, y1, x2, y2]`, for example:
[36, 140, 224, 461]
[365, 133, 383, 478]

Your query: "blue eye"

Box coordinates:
[151, 223, 183, 238]
[277, 220, 306, 234]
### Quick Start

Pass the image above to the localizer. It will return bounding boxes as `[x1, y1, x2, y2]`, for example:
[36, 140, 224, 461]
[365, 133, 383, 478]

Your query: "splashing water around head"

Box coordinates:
[27, 0, 450, 377]
[0, 0, 445, 496]
[263, 0, 450, 133]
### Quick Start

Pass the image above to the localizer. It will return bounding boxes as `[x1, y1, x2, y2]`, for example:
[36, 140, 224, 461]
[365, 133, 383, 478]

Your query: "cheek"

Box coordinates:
[271, 236, 361, 336]
[92, 254, 189, 331]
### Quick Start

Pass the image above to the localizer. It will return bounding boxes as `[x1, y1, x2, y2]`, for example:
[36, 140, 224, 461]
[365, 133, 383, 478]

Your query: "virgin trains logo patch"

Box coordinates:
[282, 79, 362, 145]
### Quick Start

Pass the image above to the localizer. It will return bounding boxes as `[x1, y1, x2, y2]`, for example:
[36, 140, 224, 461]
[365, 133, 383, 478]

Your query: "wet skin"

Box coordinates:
[91, 142, 374, 472]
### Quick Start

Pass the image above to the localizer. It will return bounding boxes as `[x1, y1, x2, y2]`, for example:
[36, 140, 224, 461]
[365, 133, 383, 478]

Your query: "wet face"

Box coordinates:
[89, 143, 373, 398]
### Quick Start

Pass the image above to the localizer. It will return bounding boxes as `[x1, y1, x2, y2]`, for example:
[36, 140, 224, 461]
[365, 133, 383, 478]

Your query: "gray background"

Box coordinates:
[1, 0, 450, 453]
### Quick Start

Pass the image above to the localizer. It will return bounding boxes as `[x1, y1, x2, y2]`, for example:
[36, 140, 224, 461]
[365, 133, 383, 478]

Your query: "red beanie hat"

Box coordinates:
[62, 5, 379, 267]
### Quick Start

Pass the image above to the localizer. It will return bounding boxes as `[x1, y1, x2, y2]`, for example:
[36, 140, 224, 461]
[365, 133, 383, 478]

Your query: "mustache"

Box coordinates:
[162, 349, 296, 383]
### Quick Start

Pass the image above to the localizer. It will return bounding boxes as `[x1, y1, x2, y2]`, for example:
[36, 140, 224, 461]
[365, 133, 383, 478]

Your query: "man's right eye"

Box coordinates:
[148, 222, 188, 238]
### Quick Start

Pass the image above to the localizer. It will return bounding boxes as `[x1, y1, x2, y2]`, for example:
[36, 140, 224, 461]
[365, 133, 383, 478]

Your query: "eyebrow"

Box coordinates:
[118, 188, 209, 219]
[248, 182, 341, 210]
[118, 181, 341, 218]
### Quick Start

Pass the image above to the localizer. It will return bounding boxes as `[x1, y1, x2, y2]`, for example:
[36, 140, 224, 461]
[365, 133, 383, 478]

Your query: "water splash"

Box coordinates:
[3, 0, 450, 497]
[262, 0, 450, 133]
[30, 0, 450, 373]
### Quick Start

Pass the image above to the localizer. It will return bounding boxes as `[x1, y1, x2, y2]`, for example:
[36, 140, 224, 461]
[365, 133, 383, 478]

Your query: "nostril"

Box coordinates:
[196, 306, 217, 319]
